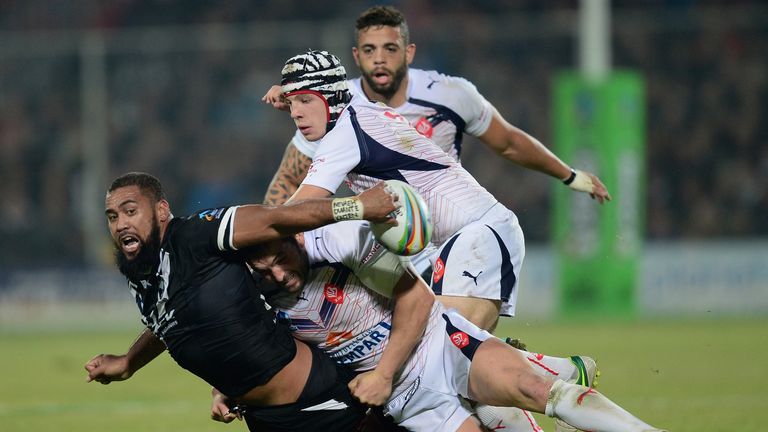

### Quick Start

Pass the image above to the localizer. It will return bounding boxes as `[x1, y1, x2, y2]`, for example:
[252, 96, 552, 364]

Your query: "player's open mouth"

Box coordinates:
[120, 234, 140, 254]
[372, 70, 390, 85]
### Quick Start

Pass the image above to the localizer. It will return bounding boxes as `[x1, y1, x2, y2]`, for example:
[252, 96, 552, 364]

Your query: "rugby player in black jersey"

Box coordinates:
[84, 172, 398, 432]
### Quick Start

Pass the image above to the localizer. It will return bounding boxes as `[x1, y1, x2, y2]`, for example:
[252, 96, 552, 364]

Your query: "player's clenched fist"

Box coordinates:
[348, 369, 393, 406]
[84, 354, 133, 384]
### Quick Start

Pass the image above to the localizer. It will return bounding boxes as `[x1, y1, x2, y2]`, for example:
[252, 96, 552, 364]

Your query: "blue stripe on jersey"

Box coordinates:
[408, 97, 466, 158]
[347, 106, 449, 181]
[442, 313, 482, 361]
[430, 233, 462, 296]
[486, 225, 516, 302]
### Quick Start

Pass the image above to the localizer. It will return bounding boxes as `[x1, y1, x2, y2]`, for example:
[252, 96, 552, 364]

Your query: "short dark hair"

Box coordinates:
[108, 172, 166, 203]
[355, 5, 410, 45]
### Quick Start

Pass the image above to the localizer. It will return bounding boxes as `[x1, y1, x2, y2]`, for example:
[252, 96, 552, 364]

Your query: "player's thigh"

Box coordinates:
[467, 338, 550, 413]
[436, 294, 500, 331]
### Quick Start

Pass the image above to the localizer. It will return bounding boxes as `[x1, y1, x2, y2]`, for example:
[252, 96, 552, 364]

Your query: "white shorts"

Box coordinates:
[385, 307, 493, 432]
[430, 204, 525, 317]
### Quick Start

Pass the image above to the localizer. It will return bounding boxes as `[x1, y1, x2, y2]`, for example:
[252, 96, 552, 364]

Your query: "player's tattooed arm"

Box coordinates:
[263, 142, 312, 205]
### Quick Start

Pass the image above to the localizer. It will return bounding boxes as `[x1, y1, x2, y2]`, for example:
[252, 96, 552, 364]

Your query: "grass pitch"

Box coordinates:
[1, 317, 766, 431]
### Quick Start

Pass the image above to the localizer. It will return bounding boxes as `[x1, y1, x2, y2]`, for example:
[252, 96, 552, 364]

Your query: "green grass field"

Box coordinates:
[2, 317, 766, 431]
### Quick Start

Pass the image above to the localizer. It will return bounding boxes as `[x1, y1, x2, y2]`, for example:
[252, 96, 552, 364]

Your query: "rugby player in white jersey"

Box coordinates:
[210, 222, 664, 432]
[260, 13, 607, 428]
[262, 6, 610, 208]
[272, 48, 605, 431]
[262, 7, 608, 305]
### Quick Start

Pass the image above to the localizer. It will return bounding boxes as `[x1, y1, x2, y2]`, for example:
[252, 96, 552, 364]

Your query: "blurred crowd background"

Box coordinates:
[1, 0, 766, 271]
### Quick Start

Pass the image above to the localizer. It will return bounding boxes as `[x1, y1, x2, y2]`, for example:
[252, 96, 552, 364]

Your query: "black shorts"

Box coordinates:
[242, 345, 367, 432]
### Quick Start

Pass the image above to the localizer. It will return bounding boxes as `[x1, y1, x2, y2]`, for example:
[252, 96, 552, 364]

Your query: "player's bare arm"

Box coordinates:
[233, 182, 398, 248]
[480, 108, 611, 204]
[85, 327, 166, 384]
[349, 265, 434, 406]
[263, 142, 312, 205]
[289, 183, 332, 202]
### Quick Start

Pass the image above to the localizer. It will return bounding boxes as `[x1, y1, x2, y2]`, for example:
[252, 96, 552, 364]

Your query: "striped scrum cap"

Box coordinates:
[281, 50, 352, 132]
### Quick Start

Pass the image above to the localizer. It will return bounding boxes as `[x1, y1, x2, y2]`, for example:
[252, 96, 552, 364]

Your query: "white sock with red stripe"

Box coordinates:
[475, 404, 542, 432]
[545, 380, 665, 432]
[519, 349, 579, 381]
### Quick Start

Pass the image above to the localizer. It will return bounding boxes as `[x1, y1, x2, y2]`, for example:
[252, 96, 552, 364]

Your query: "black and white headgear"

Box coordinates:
[281, 50, 352, 132]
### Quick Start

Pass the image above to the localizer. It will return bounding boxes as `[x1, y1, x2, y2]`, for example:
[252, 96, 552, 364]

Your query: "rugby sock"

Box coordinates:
[518, 349, 579, 381]
[475, 404, 542, 431]
[545, 380, 665, 432]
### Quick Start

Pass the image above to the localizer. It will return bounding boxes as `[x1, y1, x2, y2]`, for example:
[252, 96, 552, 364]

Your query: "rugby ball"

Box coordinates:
[372, 180, 432, 256]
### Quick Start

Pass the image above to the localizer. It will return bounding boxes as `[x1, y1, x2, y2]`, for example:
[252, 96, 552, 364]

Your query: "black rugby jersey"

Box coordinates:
[127, 206, 296, 397]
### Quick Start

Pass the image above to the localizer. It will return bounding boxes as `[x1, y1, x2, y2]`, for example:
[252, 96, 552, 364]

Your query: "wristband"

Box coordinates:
[331, 197, 364, 221]
[563, 169, 577, 185]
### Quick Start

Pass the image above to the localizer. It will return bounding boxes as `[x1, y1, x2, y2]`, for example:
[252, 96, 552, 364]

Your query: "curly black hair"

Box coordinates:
[355, 5, 410, 45]
[108, 172, 166, 203]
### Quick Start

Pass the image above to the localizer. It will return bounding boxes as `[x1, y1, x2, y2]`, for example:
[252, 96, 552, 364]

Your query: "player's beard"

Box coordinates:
[115, 217, 162, 282]
[283, 237, 311, 293]
[362, 60, 408, 100]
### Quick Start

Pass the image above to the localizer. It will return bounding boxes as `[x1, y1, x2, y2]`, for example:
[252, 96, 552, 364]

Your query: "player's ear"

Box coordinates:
[157, 200, 171, 223]
[351, 46, 361, 66]
[406, 43, 416, 65]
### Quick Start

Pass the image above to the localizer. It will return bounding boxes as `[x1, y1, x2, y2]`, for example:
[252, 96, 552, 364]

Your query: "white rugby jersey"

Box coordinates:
[302, 94, 500, 245]
[268, 222, 439, 396]
[291, 68, 494, 162]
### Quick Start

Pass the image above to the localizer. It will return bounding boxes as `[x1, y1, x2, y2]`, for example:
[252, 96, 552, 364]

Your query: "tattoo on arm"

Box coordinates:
[263, 143, 312, 205]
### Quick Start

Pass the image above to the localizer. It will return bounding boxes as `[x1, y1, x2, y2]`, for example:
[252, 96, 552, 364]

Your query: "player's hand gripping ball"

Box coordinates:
[372, 180, 432, 256]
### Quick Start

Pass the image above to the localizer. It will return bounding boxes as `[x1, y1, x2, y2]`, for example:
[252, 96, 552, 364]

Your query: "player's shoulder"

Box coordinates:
[171, 207, 237, 249]
[408, 68, 479, 96]
[345, 95, 392, 124]
[308, 221, 370, 263]
[173, 208, 225, 233]
[349, 92, 387, 112]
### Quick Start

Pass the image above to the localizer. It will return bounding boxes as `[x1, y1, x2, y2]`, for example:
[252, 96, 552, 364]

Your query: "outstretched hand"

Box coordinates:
[261, 85, 289, 112]
[567, 169, 612, 204]
[84, 354, 133, 384]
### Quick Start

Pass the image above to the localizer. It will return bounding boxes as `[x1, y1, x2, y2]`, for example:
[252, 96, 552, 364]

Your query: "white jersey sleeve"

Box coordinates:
[312, 221, 406, 298]
[301, 115, 362, 194]
[449, 75, 494, 137]
[419, 70, 494, 137]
